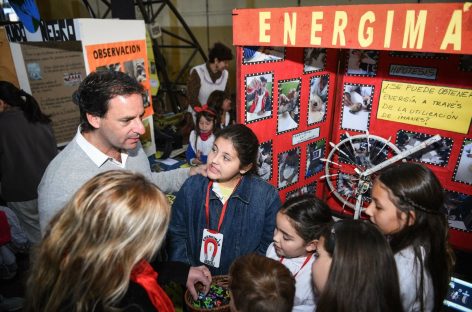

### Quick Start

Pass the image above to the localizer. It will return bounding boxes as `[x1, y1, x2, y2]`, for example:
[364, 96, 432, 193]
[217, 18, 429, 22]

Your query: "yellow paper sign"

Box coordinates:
[377, 81, 472, 134]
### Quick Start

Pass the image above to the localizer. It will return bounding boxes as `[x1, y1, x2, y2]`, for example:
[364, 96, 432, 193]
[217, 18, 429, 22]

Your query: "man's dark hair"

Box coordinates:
[73, 71, 144, 132]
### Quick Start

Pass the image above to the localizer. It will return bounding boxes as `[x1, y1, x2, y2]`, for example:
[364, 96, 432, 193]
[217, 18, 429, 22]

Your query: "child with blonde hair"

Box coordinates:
[27, 170, 211, 311]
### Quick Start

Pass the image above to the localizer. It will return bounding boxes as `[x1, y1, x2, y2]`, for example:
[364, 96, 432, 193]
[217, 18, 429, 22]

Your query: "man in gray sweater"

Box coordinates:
[38, 71, 205, 234]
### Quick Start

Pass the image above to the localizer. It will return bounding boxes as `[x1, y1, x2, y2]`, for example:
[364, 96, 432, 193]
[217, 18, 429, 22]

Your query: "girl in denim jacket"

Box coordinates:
[168, 124, 281, 275]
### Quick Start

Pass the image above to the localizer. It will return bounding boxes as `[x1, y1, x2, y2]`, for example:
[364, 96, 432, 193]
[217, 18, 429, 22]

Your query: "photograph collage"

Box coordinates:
[241, 46, 471, 233]
[244, 47, 332, 193]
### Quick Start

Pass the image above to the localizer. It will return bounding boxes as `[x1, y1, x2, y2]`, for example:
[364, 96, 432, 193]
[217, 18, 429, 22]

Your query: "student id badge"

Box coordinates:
[200, 229, 223, 268]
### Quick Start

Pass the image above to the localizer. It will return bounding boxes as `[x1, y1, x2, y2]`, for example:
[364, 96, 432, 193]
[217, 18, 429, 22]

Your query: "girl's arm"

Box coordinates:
[186, 144, 197, 165]
[167, 185, 192, 265]
[256, 188, 282, 254]
[186, 131, 201, 165]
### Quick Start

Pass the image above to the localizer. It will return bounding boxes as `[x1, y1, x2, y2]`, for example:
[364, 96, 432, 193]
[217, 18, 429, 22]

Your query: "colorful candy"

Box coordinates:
[192, 284, 230, 310]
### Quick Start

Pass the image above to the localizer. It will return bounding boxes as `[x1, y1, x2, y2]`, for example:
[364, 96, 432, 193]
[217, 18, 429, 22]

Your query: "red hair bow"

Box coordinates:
[194, 104, 216, 116]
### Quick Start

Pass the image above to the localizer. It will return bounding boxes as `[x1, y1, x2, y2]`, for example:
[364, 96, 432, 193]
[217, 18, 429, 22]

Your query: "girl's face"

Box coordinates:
[273, 212, 314, 258]
[207, 137, 247, 188]
[214, 58, 229, 72]
[198, 116, 214, 134]
[365, 181, 410, 235]
[312, 236, 332, 294]
[222, 98, 232, 112]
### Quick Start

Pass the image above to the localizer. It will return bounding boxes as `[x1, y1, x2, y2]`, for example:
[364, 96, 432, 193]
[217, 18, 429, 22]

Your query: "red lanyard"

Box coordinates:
[280, 253, 313, 278]
[205, 178, 242, 232]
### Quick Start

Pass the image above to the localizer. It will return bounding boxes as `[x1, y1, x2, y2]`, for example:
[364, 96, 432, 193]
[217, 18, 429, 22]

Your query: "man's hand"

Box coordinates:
[189, 164, 207, 177]
[186, 265, 212, 300]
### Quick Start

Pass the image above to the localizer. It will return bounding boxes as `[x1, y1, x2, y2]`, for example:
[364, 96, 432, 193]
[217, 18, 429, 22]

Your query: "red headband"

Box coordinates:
[194, 104, 216, 116]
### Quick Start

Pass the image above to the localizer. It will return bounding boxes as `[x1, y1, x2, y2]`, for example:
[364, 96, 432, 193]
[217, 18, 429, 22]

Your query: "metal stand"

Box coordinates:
[83, 0, 207, 112]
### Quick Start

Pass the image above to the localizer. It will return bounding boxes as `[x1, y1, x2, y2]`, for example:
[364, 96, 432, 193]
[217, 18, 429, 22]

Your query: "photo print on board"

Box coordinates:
[278, 147, 301, 189]
[245, 72, 274, 123]
[142, 90, 151, 108]
[336, 173, 371, 202]
[304, 48, 326, 73]
[242, 46, 285, 64]
[453, 138, 472, 185]
[341, 84, 374, 132]
[306, 139, 325, 178]
[96, 63, 121, 72]
[389, 51, 449, 60]
[395, 130, 453, 167]
[459, 55, 472, 72]
[442, 190, 472, 232]
[63, 72, 82, 86]
[277, 78, 301, 134]
[26, 62, 42, 80]
[308, 74, 329, 125]
[346, 49, 379, 76]
[337, 133, 389, 168]
[140, 117, 153, 150]
[257, 140, 273, 181]
[124, 58, 146, 82]
[286, 181, 317, 200]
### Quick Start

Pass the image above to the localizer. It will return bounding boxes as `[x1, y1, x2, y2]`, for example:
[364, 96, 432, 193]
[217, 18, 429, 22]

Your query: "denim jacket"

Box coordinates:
[167, 174, 281, 275]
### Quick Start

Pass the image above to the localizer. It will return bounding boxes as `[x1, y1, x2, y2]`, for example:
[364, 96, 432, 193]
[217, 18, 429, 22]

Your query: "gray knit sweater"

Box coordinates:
[38, 133, 190, 233]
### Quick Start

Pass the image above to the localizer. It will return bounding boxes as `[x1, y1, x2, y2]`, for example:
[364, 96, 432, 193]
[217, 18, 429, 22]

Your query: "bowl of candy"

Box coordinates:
[185, 275, 231, 312]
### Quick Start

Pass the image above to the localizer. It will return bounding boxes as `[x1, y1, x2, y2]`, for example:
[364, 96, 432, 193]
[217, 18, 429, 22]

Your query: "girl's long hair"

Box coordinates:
[207, 90, 233, 129]
[378, 163, 454, 312]
[26, 170, 171, 312]
[0, 81, 51, 123]
[317, 220, 404, 312]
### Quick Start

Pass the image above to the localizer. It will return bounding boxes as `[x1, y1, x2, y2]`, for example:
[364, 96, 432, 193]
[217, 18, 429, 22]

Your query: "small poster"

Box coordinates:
[257, 140, 273, 181]
[278, 147, 301, 189]
[308, 75, 329, 125]
[454, 139, 472, 185]
[304, 48, 326, 73]
[346, 49, 379, 76]
[243, 46, 285, 64]
[341, 84, 374, 132]
[21, 41, 85, 145]
[277, 79, 301, 134]
[245, 72, 273, 123]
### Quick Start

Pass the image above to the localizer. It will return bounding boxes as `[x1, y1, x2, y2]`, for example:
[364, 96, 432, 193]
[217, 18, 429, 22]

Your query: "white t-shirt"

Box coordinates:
[395, 246, 434, 312]
[266, 243, 316, 312]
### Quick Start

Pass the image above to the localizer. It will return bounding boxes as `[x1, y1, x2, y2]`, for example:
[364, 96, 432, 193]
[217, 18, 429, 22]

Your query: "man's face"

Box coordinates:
[91, 93, 145, 154]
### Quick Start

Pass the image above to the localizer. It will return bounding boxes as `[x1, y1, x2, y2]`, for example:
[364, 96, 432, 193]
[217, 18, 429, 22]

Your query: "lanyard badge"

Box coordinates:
[200, 229, 223, 268]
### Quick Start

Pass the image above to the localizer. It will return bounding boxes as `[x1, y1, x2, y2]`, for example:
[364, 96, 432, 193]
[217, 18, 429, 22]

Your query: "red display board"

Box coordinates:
[233, 3, 472, 251]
